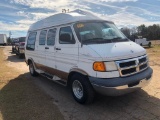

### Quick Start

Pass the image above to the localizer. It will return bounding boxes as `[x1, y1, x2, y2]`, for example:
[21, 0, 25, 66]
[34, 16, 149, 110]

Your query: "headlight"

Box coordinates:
[93, 61, 117, 72]
[104, 61, 117, 71]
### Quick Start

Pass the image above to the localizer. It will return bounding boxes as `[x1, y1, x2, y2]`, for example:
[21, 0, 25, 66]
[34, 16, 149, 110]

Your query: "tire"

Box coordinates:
[148, 42, 151, 47]
[70, 74, 95, 104]
[29, 61, 38, 77]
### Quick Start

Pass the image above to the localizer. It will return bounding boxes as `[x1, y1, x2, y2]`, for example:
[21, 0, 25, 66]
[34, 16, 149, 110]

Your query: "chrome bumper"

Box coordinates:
[89, 67, 153, 96]
[92, 77, 151, 96]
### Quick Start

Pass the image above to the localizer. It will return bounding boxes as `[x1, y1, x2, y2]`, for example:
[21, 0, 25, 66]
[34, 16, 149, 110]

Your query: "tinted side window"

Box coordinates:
[59, 26, 75, 44]
[26, 32, 37, 50]
[47, 28, 56, 46]
[39, 30, 47, 45]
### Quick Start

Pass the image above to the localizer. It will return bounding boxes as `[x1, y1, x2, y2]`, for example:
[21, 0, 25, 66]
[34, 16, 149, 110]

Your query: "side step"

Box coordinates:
[40, 73, 67, 86]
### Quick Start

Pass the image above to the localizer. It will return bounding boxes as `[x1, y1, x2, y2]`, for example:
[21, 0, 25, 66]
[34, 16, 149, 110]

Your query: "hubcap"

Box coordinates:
[72, 80, 83, 99]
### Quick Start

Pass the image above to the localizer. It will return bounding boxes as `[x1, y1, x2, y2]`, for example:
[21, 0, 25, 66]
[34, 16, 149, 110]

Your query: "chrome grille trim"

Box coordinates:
[116, 55, 148, 77]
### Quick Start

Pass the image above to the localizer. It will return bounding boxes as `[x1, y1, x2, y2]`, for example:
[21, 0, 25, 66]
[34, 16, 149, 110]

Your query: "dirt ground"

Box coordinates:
[0, 46, 64, 120]
[1, 46, 160, 120]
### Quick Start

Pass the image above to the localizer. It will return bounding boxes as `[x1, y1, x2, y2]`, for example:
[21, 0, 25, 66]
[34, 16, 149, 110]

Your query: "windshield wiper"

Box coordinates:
[106, 37, 129, 42]
[82, 37, 128, 45]
[113, 37, 123, 39]
[83, 38, 104, 44]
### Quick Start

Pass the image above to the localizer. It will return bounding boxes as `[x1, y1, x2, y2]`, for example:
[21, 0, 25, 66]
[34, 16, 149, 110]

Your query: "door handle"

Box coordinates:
[55, 48, 61, 50]
[45, 47, 49, 49]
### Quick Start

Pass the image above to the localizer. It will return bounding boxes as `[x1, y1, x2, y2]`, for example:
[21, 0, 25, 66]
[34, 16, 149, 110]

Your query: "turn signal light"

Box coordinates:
[93, 62, 106, 72]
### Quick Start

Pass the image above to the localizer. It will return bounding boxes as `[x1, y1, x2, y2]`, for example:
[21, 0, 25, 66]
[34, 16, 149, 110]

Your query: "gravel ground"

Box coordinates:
[3, 46, 160, 120]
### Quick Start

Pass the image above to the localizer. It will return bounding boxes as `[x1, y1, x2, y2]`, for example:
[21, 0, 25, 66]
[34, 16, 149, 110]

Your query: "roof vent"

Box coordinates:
[71, 9, 87, 15]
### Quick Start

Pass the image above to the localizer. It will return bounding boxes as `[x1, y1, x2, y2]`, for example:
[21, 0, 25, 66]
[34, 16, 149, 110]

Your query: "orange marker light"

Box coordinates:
[93, 62, 106, 72]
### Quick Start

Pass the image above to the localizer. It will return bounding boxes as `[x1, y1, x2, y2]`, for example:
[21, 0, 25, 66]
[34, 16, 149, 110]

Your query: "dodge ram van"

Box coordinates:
[25, 9, 153, 104]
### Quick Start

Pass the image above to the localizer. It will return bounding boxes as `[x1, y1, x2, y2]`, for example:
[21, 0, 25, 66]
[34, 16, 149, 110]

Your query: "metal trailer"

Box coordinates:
[0, 34, 7, 46]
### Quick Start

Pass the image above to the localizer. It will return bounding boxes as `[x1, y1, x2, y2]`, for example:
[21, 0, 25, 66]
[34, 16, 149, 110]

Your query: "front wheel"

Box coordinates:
[29, 62, 38, 77]
[70, 74, 95, 104]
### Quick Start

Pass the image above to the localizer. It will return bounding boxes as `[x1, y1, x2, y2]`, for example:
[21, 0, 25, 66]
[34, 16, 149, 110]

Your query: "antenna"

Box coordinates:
[62, 9, 70, 13]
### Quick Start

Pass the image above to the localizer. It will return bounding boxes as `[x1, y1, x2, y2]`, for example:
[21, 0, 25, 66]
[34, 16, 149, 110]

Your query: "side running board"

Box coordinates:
[40, 73, 67, 86]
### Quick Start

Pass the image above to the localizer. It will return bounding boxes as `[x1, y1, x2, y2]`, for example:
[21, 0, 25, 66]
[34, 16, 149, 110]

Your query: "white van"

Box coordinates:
[135, 38, 151, 47]
[25, 10, 153, 104]
[0, 34, 7, 46]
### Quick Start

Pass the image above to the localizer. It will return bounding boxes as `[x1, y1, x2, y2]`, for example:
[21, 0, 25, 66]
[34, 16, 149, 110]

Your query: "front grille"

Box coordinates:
[119, 61, 135, 68]
[140, 63, 148, 70]
[116, 55, 148, 77]
[121, 68, 136, 75]
[139, 57, 147, 64]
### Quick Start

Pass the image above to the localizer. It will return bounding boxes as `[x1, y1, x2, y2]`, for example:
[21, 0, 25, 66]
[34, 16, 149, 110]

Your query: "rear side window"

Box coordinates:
[26, 32, 37, 50]
[47, 28, 57, 46]
[39, 30, 47, 45]
[59, 26, 75, 44]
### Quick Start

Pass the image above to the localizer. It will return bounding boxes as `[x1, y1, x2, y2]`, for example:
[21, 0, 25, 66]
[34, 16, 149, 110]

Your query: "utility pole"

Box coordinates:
[9, 31, 12, 38]
[8, 31, 12, 43]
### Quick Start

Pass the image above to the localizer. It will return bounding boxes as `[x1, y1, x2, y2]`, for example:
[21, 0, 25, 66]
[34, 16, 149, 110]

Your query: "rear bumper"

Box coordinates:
[19, 48, 25, 54]
[89, 67, 153, 96]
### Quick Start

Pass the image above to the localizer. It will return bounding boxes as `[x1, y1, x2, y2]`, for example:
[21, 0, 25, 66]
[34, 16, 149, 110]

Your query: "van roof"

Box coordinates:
[28, 9, 113, 31]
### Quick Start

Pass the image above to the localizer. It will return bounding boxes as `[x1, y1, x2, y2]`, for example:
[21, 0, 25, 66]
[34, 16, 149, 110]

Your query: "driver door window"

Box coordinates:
[59, 26, 75, 44]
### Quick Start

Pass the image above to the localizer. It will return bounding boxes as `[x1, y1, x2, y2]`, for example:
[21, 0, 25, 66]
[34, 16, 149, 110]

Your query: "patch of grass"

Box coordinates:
[0, 48, 64, 120]
[146, 45, 160, 66]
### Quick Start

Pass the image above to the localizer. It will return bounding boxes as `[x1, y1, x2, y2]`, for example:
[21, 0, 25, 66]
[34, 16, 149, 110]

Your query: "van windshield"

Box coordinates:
[74, 21, 129, 45]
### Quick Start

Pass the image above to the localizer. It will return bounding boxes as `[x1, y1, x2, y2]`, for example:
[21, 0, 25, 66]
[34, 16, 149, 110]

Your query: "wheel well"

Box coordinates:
[67, 72, 88, 87]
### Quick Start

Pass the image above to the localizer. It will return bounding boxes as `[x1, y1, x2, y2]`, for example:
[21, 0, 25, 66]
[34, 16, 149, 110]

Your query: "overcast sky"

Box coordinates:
[0, 0, 160, 38]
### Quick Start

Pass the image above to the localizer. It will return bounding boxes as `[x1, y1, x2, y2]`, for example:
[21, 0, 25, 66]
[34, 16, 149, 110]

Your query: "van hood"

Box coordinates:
[87, 41, 146, 61]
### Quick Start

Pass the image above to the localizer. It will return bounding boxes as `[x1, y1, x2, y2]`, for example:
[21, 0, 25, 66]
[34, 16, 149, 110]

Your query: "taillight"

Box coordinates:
[20, 42, 25, 46]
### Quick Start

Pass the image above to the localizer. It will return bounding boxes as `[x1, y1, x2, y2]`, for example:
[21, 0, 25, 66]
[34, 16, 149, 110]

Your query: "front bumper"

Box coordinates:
[89, 67, 153, 96]
[19, 48, 25, 54]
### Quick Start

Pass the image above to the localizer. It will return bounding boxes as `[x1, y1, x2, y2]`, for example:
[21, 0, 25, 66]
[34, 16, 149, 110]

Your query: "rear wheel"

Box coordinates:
[148, 42, 151, 47]
[70, 74, 95, 104]
[29, 62, 38, 76]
